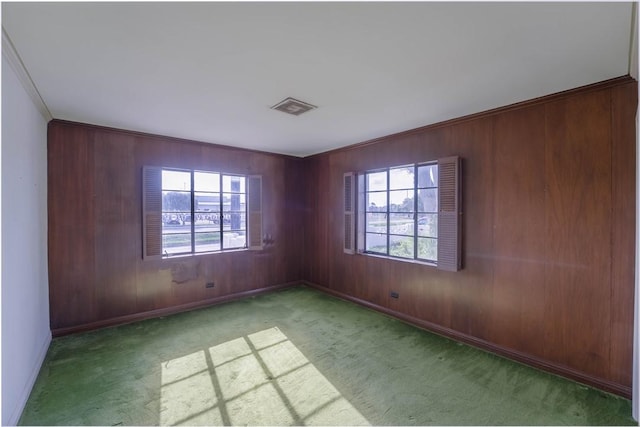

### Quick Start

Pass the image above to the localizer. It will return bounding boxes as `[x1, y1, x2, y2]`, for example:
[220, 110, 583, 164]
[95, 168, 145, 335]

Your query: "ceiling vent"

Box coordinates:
[271, 97, 317, 116]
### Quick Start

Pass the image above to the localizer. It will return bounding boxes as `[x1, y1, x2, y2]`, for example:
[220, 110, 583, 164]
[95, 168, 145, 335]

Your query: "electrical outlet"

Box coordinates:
[390, 291, 399, 299]
[206, 282, 215, 288]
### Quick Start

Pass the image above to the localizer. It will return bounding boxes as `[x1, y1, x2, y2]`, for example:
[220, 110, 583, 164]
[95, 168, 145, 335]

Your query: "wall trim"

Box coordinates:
[6, 330, 51, 426]
[633, 69, 639, 421]
[52, 281, 301, 337]
[628, 2, 638, 80]
[48, 119, 302, 161]
[303, 281, 632, 399]
[309, 75, 637, 159]
[1, 27, 52, 121]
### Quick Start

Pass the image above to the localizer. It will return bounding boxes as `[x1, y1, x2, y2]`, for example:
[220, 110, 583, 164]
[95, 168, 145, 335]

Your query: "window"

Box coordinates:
[361, 163, 439, 262]
[143, 167, 262, 259]
[345, 156, 461, 271]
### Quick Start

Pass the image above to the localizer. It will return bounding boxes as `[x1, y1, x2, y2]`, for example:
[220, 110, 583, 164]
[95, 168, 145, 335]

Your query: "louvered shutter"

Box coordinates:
[344, 172, 355, 254]
[142, 166, 162, 260]
[247, 175, 263, 250]
[356, 173, 365, 253]
[437, 156, 462, 271]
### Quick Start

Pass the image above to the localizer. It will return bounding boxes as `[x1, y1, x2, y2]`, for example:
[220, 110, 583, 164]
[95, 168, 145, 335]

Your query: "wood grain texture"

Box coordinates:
[48, 124, 96, 328]
[491, 104, 547, 358]
[94, 131, 138, 320]
[306, 280, 631, 398]
[609, 82, 637, 386]
[543, 88, 612, 379]
[47, 78, 636, 397]
[301, 79, 636, 396]
[48, 121, 302, 331]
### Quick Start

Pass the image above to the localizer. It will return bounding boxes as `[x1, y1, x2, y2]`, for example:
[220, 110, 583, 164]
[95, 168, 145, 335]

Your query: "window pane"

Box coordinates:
[194, 192, 220, 212]
[195, 232, 221, 253]
[417, 237, 437, 261]
[417, 188, 437, 213]
[389, 166, 414, 190]
[367, 171, 387, 191]
[162, 170, 191, 191]
[222, 194, 246, 212]
[359, 162, 439, 263]
[389, 235, 414, 259]
[418, 164, 438, 188]
[366, 213, 387, 233]
[160, 169, 250, 257]
[194, 171, 220, 192]
[366, 192, 387, 211]
[389, 213, 414, 236]
[222, 212, 246, 231]
[194, 220, 218, 232]
[365, 233, 387, 254]
[389, 190, 414, 212]
[222, 231, 246, 249]
[162, 191, 191, 212]
[162, 233, 192, 255]
[162, 212, 191, 229]
[222, 175, 246, 193]
[417, 214, 438, 238]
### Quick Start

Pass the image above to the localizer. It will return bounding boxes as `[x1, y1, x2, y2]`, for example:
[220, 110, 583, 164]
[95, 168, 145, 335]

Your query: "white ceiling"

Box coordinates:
[2, 2, 634, 157]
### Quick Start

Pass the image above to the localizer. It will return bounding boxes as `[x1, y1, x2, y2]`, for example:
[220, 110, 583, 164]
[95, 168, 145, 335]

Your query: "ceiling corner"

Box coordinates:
[2, 26, 53, 121]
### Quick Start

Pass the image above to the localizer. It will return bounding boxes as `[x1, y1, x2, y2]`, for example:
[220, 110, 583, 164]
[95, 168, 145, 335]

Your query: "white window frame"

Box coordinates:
[142, 166, 263, 259]
[347, 156, 461, 271]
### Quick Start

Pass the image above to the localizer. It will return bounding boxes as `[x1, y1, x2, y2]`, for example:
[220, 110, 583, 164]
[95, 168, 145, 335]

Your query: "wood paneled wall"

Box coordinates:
[301, 78, 637, 397]
[48, 77, 636, 397]
[48, 121, 305, 334]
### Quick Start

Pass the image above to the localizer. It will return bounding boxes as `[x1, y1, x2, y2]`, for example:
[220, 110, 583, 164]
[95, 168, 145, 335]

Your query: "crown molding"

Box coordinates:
[2, 27, 52, 121]
[629, 2, 638, 80]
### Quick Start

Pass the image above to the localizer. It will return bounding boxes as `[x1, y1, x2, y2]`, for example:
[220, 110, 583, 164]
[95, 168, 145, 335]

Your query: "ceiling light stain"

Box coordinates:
[271, 97, 317, 116]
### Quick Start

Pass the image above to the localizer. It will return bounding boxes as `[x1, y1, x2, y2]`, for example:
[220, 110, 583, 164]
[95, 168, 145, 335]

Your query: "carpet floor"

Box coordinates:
[19, 285, 635, 425]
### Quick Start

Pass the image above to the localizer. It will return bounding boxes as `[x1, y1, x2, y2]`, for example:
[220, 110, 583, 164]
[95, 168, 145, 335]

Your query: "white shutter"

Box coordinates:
[247, 175, 263, 250]
[142, 166, 162, 260]
[357, 173, 365, 253]
[437, 156, 462, 271]
[344, 172, 356, 254]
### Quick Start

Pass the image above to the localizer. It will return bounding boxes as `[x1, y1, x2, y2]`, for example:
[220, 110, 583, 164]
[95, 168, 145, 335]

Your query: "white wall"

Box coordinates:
[632, 3, 639, 421]
[1, 52, 51, 425]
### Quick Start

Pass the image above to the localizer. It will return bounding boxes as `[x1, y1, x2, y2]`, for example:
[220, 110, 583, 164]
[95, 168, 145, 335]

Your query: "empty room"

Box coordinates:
[2, 2, 639, 425]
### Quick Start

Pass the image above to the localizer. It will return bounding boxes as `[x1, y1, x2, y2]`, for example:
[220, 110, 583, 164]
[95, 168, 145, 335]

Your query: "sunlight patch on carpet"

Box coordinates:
[160, 326, 369, 426]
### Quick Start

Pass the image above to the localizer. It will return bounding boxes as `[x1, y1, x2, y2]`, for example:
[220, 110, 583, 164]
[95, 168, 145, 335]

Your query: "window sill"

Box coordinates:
[162, 248, 248, 259]
[358, 251, 437, 268]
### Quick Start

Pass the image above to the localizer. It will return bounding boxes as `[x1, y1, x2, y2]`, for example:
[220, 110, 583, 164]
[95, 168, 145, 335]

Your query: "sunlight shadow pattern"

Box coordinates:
[160, 351, 223, 425]
[160, 326, 369, 426]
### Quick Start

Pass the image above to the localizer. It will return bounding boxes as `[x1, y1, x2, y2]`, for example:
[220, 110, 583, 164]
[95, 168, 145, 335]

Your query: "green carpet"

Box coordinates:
[19, 286, 635, 425]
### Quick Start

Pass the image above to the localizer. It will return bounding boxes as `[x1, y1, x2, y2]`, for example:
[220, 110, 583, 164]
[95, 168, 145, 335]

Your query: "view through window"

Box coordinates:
[364, 163, 438, 262]
[161, 169, 247, 256]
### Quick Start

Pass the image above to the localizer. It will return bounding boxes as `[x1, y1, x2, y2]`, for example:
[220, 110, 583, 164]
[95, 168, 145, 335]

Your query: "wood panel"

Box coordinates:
[94, 131, 138, 320]
[301, 78, 636, 396]
[283, 157, 306, 281]
[48, 124, 96, 328]
[491, 104, 546, 358]
[303, 155, 331, 286]
[543, 88, 612, 379]
[445, 118, 494, 340]
[609, 82, 637, 386]
[48, 120, 303, 331]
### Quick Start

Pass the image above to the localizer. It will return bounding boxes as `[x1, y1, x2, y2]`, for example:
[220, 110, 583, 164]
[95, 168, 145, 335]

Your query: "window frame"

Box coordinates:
[159, 167, 248, 258]
[141, 165, 264, 261]
[344, 155, 463, 272]
[361, 162, 439, 265]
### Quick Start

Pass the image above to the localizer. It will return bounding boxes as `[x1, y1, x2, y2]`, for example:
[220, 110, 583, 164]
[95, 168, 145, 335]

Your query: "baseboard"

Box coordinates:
[303, 281, 632, 399]
[52, 281, 300, 337]
[6, 330, 52, 426]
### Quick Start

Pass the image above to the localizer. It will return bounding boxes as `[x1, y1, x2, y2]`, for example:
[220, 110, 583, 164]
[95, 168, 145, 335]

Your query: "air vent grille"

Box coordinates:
[271, 97, 317, 116]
